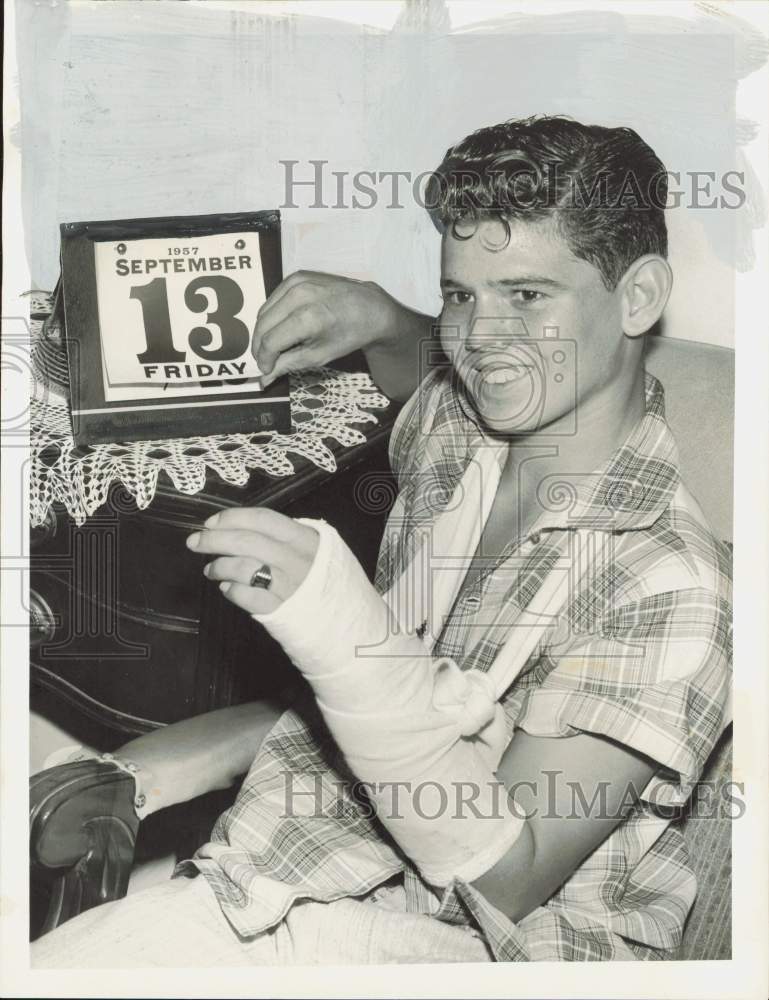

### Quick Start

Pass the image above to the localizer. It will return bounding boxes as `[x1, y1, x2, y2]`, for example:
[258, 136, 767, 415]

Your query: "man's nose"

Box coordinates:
[464, 314, 528, 354]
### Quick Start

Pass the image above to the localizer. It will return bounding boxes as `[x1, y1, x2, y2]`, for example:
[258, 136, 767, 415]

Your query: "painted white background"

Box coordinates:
[13, 0, 767, 348]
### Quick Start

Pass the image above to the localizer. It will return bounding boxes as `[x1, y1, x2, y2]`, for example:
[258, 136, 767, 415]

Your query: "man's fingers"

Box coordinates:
[254, 299, 331, 375]
[257, 280, 316, 335]
[201, 507, 308, 544]
[264, 343, 333, 386]
[254, 273, 340, 370]
[258, 270, 332, 318]
[204, 556, 293, 601]
[204, 556, 262, 585]
[186, 527, 289, 566]
[252, 279, 311, 371]
[257, 271, 315, 321]
[187, 508, 320, 613]
[257, 303, 320, 369]
[257, 304, 333, 381]
[188, 510, 319, 562]
[256, 270, 334, 337]
[219, 580, 282, 616]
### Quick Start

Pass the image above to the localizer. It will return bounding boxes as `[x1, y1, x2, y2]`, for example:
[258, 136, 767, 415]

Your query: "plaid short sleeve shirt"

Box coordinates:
[179, 368, 732, 962]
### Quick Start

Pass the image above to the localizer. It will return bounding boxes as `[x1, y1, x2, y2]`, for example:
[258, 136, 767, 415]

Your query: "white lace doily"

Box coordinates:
[29, 302, 390, 525]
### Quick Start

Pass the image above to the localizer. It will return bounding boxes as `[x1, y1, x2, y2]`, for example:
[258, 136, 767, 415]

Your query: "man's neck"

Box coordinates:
[497, 364, 647, 516]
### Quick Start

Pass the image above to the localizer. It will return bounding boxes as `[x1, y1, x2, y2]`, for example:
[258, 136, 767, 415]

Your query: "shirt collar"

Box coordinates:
[449, 370, 680, 535]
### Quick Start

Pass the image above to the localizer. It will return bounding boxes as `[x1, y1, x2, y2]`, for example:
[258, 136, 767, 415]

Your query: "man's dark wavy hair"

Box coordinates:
[425, 115, 668, 290]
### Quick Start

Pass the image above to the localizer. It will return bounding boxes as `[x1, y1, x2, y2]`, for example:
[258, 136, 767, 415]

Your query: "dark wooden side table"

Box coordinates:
[30, 380, 399, 752]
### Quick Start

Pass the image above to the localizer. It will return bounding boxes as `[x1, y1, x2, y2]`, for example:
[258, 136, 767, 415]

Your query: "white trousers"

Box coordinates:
[31, 875, 492, 968]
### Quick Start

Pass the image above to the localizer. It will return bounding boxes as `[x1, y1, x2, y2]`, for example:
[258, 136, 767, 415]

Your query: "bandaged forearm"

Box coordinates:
[252, 519, 524, 887]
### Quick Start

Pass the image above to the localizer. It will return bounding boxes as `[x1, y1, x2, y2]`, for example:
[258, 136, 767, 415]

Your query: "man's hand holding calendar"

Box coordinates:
[253, 270, 437, 402]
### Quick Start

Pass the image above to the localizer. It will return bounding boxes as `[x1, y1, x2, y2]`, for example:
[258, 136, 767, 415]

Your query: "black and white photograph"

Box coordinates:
[2, 1, 768, 997]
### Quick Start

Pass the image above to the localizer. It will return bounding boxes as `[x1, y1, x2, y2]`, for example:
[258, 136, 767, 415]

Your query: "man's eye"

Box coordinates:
[444, 290, 473, 305]
[511, 289, 545, 304]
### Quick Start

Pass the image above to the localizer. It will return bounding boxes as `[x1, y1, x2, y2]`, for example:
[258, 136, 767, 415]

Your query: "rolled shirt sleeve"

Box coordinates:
[507, 587, 732, 808]
[423, 585, 732, 961]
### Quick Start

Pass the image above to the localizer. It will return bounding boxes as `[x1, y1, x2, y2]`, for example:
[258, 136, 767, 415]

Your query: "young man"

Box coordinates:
[33, 116, 731, 965]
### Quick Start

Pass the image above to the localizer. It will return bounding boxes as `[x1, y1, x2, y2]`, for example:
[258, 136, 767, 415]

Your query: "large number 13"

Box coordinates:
[131, 276, 250, 364]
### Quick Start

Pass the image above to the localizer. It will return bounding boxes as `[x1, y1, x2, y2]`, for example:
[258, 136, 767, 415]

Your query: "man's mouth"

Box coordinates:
[480, 365, 530, 386]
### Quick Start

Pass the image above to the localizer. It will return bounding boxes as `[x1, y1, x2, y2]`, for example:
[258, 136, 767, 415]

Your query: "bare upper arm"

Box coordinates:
[471, 729, 657, 922]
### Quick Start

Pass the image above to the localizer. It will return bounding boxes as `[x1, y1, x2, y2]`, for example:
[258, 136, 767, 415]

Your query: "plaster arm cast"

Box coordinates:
[252, 519, 523, 888]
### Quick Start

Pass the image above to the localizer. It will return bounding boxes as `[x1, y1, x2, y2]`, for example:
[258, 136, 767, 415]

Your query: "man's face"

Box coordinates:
[438, 216, 632, 437]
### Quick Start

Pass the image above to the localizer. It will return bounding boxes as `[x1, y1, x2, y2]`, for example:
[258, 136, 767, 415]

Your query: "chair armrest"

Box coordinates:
[674, 724, 733, 960]
[30, 760, 139, 940]
[29, 699, 286, 939]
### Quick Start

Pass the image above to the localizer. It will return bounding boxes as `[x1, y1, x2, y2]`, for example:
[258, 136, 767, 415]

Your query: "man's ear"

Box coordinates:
[619, 255, 673, 338]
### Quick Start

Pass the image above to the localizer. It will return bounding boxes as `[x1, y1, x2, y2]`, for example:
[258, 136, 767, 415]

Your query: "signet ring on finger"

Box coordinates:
[249, 564, 272, 590]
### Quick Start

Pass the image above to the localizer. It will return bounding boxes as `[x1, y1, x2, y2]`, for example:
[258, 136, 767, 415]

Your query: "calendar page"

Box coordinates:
[94, 231, 266, 403]
[59, 210, 290, 445]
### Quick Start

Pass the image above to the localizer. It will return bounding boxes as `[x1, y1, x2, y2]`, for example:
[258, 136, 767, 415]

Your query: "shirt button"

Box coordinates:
[530, 532, 541, 545]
